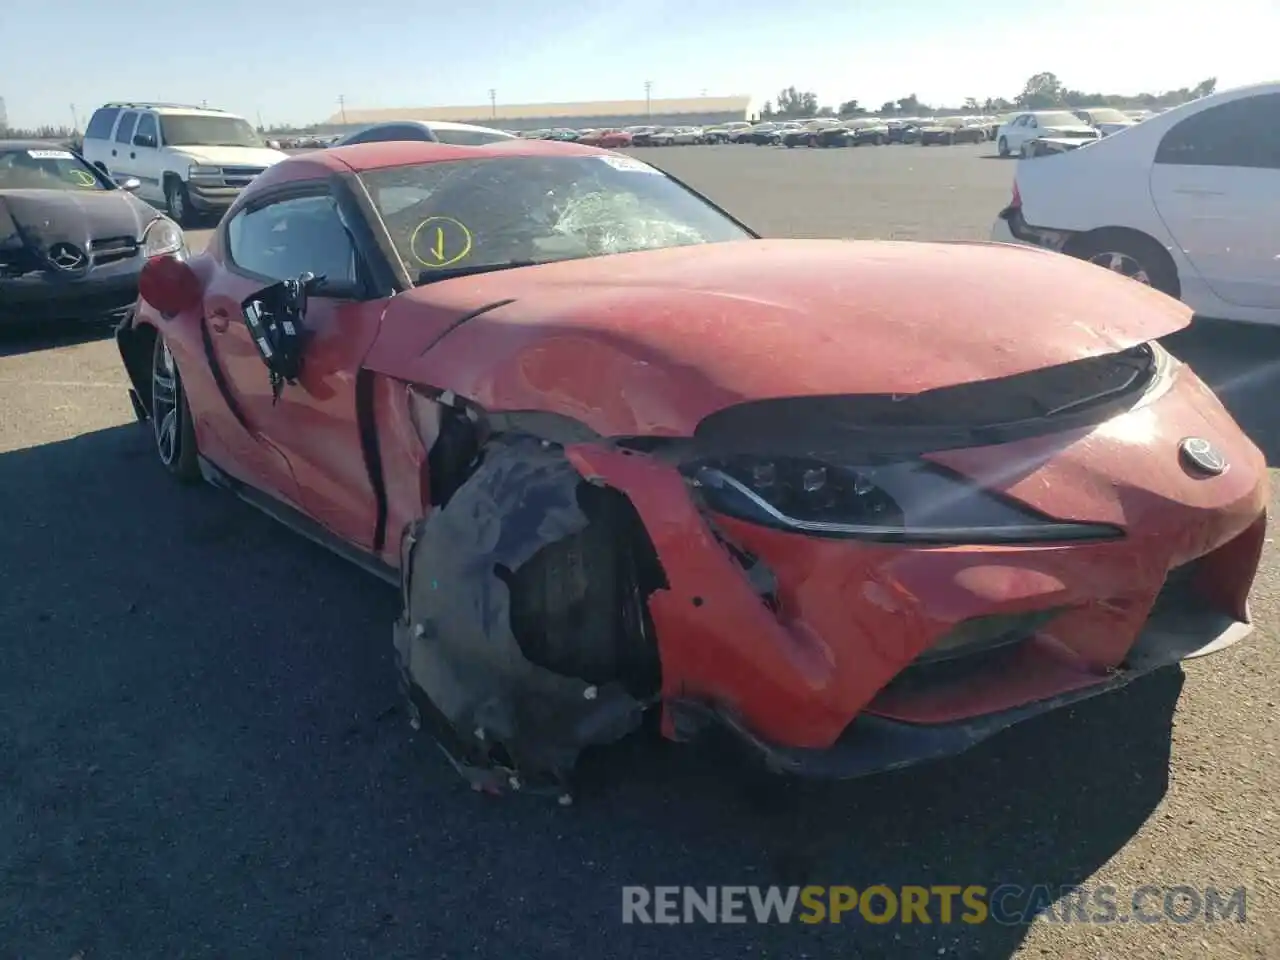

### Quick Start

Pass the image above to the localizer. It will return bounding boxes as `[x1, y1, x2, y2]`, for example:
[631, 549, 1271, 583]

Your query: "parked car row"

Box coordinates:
[513, 108, 1155, 152]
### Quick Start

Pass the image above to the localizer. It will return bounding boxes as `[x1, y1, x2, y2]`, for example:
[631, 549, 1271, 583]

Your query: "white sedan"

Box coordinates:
[995, 111, 1101, 157]
[991, 82, 1280, 326]
[1074, 107, 1138, 137]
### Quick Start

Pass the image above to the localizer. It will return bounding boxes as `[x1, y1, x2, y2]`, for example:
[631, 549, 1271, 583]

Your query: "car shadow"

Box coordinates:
[0, 319, 116, 358]
[1163, 316, 1280, 465]
[0, 423, 1181, 959]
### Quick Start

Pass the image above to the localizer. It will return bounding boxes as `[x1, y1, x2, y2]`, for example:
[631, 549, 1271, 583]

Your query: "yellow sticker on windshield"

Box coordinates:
[67, 169, 97, 187]
[410, 216, 473, 268]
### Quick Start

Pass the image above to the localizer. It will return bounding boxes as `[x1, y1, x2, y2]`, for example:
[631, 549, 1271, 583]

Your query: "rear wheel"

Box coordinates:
[151, 334, 200, 482]
[998, 136, 1010, 157]
[1066, 229, 1180, 298]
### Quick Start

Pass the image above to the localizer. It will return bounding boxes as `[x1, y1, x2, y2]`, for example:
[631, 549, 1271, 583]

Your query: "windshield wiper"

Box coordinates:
[415, 260, 537, 286]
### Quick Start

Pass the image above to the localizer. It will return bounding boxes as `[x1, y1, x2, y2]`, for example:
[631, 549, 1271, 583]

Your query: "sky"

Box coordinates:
[2, 0, 1275, 130]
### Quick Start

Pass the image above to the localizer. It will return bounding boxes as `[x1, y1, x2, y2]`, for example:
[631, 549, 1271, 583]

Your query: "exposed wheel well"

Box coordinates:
[1062, 226, 1182, 299]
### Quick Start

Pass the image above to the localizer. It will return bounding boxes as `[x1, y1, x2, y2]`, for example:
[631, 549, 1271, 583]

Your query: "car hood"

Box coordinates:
[165, 145, 289, 167]
[1041, 124, 1098, 136]
[365, 239, 1193, 437]
[0, 188, 156, 251]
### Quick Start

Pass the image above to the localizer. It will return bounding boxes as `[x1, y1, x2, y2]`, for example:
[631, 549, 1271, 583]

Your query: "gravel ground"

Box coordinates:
[1, 143, 1277, 960]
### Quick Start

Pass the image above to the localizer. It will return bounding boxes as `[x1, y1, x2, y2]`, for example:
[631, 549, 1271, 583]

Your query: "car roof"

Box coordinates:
[359, 119, 516, 135]
[99, 102, 238, 117]
[0, 140, 78, 152]
[301, 137, 616, 174]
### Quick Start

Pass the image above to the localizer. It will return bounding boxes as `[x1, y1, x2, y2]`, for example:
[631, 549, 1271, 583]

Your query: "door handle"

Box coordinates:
[129, 152, 136, 159]
[111, 149, 117, 156]
[209, 308, 231, 333]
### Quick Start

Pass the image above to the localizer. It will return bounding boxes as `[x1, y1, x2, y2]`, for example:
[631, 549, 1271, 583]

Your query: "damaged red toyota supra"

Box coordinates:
[117, 139, 1268, 798]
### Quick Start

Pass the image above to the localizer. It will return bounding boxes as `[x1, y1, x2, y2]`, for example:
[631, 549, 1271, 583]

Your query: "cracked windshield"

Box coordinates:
[3, 0, 1276, 958]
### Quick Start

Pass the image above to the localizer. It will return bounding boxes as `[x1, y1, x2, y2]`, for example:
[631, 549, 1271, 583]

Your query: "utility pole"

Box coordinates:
[489, 88, 496, 120]
[338, 94, 347, 125]
[644, 80, 652, 118]
[257, 109, 264, 131]
[70, 103, 80, 132]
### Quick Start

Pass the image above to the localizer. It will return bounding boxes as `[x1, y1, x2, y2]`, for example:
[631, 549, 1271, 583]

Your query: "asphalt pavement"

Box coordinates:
[1, 143, 1277, 959]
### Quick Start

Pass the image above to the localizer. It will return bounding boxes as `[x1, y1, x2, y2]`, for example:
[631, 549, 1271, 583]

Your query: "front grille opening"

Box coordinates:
[1148, 556, 1207, 621]
[884, 609, 1062, 693]
[90, 235, 139, 266]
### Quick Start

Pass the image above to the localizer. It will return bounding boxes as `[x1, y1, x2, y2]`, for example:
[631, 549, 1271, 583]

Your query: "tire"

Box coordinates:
[164, 177, 196, 227]
[1066, 229, 1181, 298]
[998, 136, 1010, 157]
[506, 483, 660, 696]
[151, 334, 200, 482]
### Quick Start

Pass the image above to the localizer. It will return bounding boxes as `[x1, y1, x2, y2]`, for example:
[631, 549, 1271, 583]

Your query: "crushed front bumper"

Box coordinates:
[564, 371, 1268, 780]
[669, 578, 1254, 779]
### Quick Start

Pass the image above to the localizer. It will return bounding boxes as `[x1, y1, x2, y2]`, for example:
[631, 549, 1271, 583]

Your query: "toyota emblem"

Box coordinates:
[48, 242, 87, 271]
[1179, 437, 1228, 477]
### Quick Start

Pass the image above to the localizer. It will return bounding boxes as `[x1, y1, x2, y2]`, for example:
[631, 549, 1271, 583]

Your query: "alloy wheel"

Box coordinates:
[152, 338, 180, 465]
[1088, 251, 1152, 285]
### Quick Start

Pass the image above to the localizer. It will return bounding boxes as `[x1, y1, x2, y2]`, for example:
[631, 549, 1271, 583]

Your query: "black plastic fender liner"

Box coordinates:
[393, 436, 645, 795]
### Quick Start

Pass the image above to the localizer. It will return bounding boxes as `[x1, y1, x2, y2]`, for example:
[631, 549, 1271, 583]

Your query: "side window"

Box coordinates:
[85, 107, 121, 140]
[114, 111, 139, 144]
[1013, 116, 1028, 127]
[227, 194, 360, 291]
[134, 113, 159, 147]
[1027, 116, 1039, 128]
[1155, 94, 1280, 170]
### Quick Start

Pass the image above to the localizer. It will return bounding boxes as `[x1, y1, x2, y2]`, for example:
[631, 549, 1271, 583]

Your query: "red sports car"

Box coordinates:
[576, 129, 633, 148]
[120, 139, 1268, 799]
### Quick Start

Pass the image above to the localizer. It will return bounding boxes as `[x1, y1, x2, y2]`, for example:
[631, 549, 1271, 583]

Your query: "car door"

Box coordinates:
[128, 112, 163, 202]
[1149, 93, 1280, 310]
[106, 110, 139, 181]
[210, 185, 387, 549]
[1016, 115, 1040, 151]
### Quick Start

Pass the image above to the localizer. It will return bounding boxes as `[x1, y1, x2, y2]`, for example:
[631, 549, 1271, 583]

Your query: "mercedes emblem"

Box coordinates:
[48, 242, 87, 271]
[1179, 437, 1228, 477]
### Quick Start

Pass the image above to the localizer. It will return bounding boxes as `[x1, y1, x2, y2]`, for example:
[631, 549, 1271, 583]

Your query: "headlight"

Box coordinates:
[142, 217, 188, 259]
[188, 164, 221, 179]
[684, 455, 1120, 544]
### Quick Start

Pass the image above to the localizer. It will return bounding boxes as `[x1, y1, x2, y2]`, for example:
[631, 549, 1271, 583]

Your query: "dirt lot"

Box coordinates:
[1, 143, 1277, 959]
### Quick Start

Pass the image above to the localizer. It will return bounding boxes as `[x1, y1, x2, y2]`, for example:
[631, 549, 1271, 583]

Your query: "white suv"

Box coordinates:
[81, 102, 289, 225]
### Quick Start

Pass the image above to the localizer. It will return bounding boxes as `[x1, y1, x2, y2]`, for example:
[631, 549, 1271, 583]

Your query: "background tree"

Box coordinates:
[1016, 71, 1065, 108]
[896, 93, 924, 114]
[838, 99, 867, 116]
[774, 86, 820, 117]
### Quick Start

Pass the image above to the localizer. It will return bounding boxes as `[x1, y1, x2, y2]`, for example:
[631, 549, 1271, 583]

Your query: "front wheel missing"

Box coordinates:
[394, 437, 663, 798]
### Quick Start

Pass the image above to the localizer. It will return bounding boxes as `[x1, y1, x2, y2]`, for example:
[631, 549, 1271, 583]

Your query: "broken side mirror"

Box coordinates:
[138, 254, 202, 317]
[240, 272, 323, 401]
